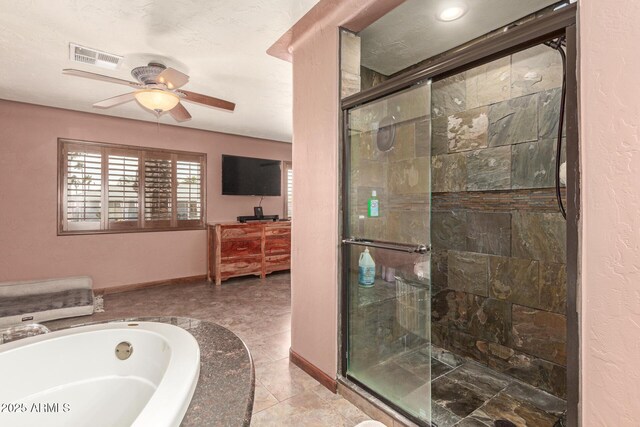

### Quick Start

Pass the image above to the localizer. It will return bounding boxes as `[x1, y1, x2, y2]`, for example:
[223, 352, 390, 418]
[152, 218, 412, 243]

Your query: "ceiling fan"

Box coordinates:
[62, 63, 235, 122]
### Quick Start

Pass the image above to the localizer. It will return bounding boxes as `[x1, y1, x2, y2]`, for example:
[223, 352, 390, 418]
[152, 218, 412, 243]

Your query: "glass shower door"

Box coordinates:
[343, 82, 432, 423]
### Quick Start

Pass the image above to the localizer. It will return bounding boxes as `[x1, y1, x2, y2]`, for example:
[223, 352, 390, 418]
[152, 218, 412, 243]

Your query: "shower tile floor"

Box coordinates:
[357, 344, 566, 427]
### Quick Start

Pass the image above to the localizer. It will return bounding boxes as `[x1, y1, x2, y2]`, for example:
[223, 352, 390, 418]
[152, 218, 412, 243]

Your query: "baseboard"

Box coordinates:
[289, 348, 338, 393]
[95, 274, 207, 295]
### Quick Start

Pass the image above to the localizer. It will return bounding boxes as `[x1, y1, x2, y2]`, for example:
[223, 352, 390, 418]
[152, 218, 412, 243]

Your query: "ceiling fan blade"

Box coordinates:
[169, 102, 192, 122]
[178, 90, 235, 111]
[63, 69, 141, 88]
[157, 67, 189, 89]
[93, 92, 136, 109]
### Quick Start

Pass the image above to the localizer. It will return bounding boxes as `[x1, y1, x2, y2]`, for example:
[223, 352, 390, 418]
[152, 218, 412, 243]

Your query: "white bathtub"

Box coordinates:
[0, 321, 200, 427]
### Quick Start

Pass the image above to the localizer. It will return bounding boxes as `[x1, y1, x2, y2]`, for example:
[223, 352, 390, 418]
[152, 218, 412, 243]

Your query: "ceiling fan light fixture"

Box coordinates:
[134, 89, 179, 113]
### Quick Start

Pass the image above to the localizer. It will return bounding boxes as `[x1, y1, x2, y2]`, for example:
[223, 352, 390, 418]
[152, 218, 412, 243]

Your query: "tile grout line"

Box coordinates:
[251, 381, 279, 415]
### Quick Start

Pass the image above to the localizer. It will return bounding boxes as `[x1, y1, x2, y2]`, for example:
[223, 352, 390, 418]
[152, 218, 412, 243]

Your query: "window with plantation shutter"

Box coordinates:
[176, 158, 202, 226]
[108, 150, 139, 230]
[144, 155, 173, 228]
[65, 145, 102, 231]
[283, 161, 292, 219]
[58, 139, 205, 235]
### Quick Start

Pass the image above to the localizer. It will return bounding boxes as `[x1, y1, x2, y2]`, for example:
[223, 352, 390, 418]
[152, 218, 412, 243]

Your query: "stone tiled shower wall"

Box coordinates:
[429, 44, 568, 398]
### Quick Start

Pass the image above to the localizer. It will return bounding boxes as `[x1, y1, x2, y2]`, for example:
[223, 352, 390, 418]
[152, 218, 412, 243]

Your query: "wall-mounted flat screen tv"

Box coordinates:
[222, 155, 282, 196]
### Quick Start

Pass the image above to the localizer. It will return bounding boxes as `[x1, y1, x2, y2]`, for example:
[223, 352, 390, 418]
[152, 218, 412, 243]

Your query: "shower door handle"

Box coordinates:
[342, 237, 430, 254]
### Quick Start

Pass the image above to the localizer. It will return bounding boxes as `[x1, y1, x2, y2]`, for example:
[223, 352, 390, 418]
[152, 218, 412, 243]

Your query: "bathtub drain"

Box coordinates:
[115, 341, 133, 360]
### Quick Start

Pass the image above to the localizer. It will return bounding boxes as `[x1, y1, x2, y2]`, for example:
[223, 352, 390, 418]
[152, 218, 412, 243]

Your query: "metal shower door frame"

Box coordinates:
[338, 4, 580, 426]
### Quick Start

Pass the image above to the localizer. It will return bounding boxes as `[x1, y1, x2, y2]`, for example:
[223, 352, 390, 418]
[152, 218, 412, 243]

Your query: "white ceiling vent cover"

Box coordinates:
[69, 43, 123, 70]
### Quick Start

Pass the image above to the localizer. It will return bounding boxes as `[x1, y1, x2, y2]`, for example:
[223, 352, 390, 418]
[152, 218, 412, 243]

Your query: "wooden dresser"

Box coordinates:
[207, 221, 291, 285]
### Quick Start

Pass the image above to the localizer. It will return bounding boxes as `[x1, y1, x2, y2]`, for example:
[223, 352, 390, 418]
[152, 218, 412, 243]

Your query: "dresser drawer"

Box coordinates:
[264, 237, 290, 255]
[219, 256, 262, 278]
[221, 225, 263, 240]
[265, 226, 290, 237]
[265, 254, 290, 273]
[221, 239, 262, 258]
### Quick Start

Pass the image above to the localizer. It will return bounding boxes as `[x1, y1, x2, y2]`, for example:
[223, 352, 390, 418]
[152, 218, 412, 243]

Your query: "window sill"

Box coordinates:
[57, 225, 206, 236]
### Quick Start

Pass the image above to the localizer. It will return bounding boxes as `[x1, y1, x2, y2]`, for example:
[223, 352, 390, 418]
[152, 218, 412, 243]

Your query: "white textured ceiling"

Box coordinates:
[360, 0, 560, 75]
[0, 0, 319, 143]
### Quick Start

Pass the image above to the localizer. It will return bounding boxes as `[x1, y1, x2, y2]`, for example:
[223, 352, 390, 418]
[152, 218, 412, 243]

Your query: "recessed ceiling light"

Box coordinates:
[437, 4, 468, 22]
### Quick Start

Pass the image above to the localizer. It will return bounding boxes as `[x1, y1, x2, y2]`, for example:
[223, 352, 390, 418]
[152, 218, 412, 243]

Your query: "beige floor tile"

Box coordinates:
[311, 383, 344, 402]
[253, 330, 292, 360]
[251, 391, 355, 427]
[328, 397, 371, 424]
[249, 347, 277, 367]
[253, 382, 280, 413]
[256, 358, 321, 402]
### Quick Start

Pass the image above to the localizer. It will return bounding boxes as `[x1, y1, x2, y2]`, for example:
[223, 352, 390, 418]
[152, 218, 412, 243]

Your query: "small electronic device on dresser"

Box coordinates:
[237, 206, 278, 223]
[237, 214, 279, 223]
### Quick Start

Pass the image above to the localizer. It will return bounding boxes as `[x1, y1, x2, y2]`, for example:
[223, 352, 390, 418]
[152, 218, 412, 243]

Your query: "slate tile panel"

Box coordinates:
[432, 153, 467, 193]
[448, 250, 489, 296]
[510, 304, 567, 365]
[465, 211, 511, 256]
[432, 210, 468, 251]
[511, 139, 558, 189]
[511, 44, 563, 97]
[465, 56, 511, 110]
[447, 107, 489, 153]
[538, 262, 567, 314]
[427, 116, 448, 156]
[466, 146, 511, 191]
[511, 212, 566, 264]
[469, 391, 559, 426]
[488, 94, 538, 147]
[489, 256, 540, 308]
[432, 73, 466, 118]
[432, 290, 510, 345]
[538, 87, 566, 139]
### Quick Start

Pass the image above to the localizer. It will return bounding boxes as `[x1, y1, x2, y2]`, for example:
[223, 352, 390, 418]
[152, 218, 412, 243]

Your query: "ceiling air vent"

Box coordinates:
[69, 43, 123, 70]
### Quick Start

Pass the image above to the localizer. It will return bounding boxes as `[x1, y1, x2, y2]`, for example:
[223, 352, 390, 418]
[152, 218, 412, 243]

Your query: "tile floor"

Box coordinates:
[48, 273, 371, 426]
[355, 344, 566, 427]
[46, 272, 566, 427]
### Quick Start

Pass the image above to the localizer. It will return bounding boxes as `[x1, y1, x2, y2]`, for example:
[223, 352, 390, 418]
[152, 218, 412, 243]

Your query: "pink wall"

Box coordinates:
[290, 22, 340, 376]
[0, 100, 291, 290]
[579, 1, 640, 424]
[284, 0, 403, 378]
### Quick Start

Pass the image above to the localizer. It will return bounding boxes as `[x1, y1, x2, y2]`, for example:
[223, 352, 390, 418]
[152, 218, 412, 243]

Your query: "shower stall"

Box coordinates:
[340, 3, 578, 426]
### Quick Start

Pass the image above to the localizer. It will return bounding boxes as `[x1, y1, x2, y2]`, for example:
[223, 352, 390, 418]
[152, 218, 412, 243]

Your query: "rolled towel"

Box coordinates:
[0, 276, 94, 328]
